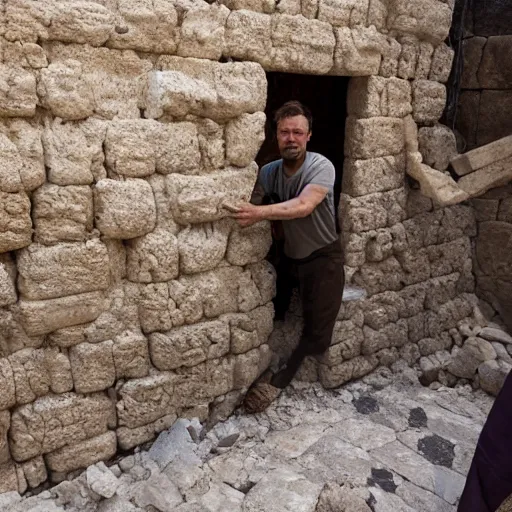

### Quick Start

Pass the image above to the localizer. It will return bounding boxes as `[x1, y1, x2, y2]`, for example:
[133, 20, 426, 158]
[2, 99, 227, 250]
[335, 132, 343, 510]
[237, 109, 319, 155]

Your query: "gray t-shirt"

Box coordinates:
[257, 152, 337, 259]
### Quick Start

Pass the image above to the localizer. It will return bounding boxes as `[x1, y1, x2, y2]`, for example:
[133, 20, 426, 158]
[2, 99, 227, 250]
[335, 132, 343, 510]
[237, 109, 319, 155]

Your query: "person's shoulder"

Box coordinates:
[260, 159, 282, 178]
[306, 152, 335, 171]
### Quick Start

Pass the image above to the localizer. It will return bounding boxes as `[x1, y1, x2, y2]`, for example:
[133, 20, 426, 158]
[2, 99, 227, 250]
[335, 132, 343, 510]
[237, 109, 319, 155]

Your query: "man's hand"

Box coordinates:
[235, 203, 265, 227]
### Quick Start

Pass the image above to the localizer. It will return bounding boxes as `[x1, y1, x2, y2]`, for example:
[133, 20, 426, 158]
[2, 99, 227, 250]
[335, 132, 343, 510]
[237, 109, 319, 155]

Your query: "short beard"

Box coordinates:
[281, 147, 302, 161]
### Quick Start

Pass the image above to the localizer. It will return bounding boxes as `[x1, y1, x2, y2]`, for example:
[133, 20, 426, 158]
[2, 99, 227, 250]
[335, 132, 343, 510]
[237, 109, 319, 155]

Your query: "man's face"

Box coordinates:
[276, 115, 311, 161]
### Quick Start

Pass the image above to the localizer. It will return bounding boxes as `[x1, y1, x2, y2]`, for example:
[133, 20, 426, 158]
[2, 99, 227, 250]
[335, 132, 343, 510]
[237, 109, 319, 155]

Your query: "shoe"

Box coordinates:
[243, 370, 281, 414]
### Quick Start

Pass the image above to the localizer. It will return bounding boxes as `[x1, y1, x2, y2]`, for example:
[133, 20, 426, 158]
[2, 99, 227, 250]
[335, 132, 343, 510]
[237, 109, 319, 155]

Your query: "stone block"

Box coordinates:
[69, 341, 115, 394]
[345, 117, 404, 159]
[164, 165, 258, 225]
[333, 26, 387, 76]
[32, 185, 94, 244]
[387, 0, 452, 44]
[117, 413, 177, 451]
[8, 348, 50, 405]
[40, 44, 151, 120]
[347, 76, 412, 119]
[226, 304, 274, 354]
[16, 291, 106, 336]
[0, 463, 20, 494]
[233, 345, 271, 389]
[412, 80, 446, 124]
[379, 37, 401, 78]
[105, 120, 201, 178]
[455, 91, 480, 150]
[45, 431, 116, 474]
[0, 264, 16, 307]
[472, 199, 499, 222]
[197, 119, 225, 172]
[47, 325, 87, 349]
[226, 222, 272, 267]
[318, 320, 363, 365]
[396, 248, 431, 285]
[476, 91, 512, 147]
[418, 125, 457, 172]
[448, 337, 496, 379]
[458, 156, 512, 198]
[178, 220, 231, 275]
[149, 320, 230, 371]
[475, 221, 512, 280]
[415, 42, 435, 80]
[270, 15, 335, 74]
[479, 360, 511, 396]
[112, 330, 150, 380]
[428, 238, 471, 278]
[498, 197, 512, 223]
[319, 355, 379, 389]
[0, 411, 10, 465]
[116, 373, 179, 429]
[342, 154, 405, 197]
[221, 0, 275, 12]
[94, 179, 157, 239]
[0, 191, 32, 253]
[0, 65, 37, 117]
[223, 10, 273, 67]
[461, 37, 486, 89]
[20, 456, 47, 489]
[226, 112, 266, 167]
[9, 392, 114, 462]
[317, 0, 368, 27]
[17, 240, 109, 301]
[44, 348, 73, 394]
[429, 43, 454, 83]
[178, 4, 229, 60]
[478, 35, 512, 89]
[353, 257, 404, 296]
[149, 57, 266, 121]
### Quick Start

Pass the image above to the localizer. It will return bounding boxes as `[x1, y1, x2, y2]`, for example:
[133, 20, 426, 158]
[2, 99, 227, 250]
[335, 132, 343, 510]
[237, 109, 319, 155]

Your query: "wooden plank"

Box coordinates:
[450, 134, 512, 176]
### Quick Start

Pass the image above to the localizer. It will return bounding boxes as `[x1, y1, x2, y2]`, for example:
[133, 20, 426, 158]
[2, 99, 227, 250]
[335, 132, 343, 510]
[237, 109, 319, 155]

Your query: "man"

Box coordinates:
[234, 100, 344, 412]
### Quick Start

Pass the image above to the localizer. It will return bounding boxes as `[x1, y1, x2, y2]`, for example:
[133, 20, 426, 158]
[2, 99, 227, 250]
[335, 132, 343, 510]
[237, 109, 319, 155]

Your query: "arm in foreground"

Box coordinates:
[235, 184, 328, 227]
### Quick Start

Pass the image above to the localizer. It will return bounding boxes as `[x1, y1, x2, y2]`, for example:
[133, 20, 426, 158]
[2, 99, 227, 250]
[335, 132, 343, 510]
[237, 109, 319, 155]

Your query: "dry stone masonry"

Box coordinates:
[0, 0, 500, 494]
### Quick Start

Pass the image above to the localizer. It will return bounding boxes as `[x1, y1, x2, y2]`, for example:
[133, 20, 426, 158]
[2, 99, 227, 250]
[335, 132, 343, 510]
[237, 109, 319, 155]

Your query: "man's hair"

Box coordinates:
[274, 101, 313, 132]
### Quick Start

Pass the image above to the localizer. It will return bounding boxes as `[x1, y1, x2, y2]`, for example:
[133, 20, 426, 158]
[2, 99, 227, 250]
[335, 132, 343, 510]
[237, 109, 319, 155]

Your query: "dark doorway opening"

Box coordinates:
[255, 72, 350, 222]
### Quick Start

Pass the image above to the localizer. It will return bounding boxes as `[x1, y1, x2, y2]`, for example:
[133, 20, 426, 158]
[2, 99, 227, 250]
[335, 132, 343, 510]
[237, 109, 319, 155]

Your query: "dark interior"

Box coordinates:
[255, 72, 350, 221]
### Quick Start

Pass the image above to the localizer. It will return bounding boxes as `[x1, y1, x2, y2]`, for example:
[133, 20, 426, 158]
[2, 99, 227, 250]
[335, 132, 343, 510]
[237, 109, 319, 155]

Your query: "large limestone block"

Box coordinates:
[178, 4, 229, 60]
[478, 35, 512, 89]
[348, 76, 412, 119]
[418, 125, 457, 172]
[342, 154, 405, 197]
[319, 355, 379, 388]
[94, 179, 157, 239]
[226, 222, 272, 266]
[32, 185, 93, 244]
[0, 121, 44, 193]
[197, 118, 225, 172]
[475, 221, 512, 280]
[44, 348, 73, 394]
[412, 80, 447, 124]
[8, 348, 50, 405]
[223, 10, 273, 67]
[397, 38, 419, 80]
[69, 341, 115, 394]
[9, 393, 114, 462]
[164, 165, 258, 225]
[317, 0, 368, 27]
[379, 37, 401, 78]
[126, 229, 179, 283]
[4, 0, 115, 45]
[16, 291, 107, 336]
[477, 91, 512, 147]
[149, 57, 267, 120]
[269, 15, 335, 74]
[116, 372, 179, 429]
[233, 344, 271, 388]
[17, 240, 110, 300]
[112, 330, 150, 379]
[42, 118, 106, 186]
[429, 43, 454, 83]
[345, 117, 404, 159]
[106, 0, 179, 54]
[45, 431, 116, 474]
[40, 44, 151, 120]
[105, 120, 201, 178]
[415, 41, 435, 81]
[177, 220, 231, 275]
[333, 26, 387, 76]
[387, 0, 452, 45]
[117, 412, 176, 450]
[150, 320, 230, 371]
[0, 65, 37, 117]
[0, 191, 32, 253]
[458, 156, 512, 198]
[479, 359, 511, 397]
[226, 112, 266, 168]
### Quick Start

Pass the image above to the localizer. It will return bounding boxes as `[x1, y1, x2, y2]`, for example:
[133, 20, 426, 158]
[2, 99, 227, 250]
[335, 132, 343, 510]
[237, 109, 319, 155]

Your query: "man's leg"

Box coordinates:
[271, 245, 344, 388]
[273, 250, 297, 322]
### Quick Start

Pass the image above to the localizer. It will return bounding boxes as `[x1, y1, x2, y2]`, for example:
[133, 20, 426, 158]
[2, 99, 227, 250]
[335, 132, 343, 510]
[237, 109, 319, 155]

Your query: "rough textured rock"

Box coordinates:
[225, 112, 266, 167]
[418, 125, 458, 172]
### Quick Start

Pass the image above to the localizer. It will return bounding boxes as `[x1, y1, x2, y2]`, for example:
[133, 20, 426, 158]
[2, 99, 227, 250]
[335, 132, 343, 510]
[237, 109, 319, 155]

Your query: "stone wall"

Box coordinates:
[0, 0, 480, 493]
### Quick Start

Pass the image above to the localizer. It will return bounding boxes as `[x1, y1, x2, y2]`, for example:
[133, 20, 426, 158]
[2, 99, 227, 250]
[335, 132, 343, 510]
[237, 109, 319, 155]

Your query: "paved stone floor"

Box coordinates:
[1, 365, 494, 512]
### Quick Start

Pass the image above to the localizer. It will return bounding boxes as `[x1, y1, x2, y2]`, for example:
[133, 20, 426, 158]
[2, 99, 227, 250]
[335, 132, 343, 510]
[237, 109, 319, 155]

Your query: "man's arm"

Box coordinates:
[235, 184, 328, 227]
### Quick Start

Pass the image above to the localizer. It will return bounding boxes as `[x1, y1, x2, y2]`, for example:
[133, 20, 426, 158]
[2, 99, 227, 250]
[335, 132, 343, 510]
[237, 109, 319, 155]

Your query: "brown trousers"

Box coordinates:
[273, 238, 345, 357]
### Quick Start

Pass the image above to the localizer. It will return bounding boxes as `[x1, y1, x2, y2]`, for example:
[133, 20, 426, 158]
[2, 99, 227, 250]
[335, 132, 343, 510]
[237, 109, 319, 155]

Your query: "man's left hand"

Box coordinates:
[235, 203, 265, 227]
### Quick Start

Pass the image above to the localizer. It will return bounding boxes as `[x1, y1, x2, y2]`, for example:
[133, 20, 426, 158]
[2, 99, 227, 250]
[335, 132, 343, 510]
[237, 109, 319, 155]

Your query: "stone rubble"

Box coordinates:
[2, 366, 494, 512]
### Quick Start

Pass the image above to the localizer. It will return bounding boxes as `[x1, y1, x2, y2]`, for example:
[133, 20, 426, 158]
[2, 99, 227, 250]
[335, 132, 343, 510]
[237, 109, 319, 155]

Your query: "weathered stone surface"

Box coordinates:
[478, 35, 512, 89]
[221, 0, 275, 12]
[345, 117, 404, 159]
[178, 220, 231, 275]
[319, 356, 379, 388]
[412, 80, 446, 124]
[0, 65, 37, 117]
[69, 341, 115, 394]
[32, 185, 93, 244]
[479, 327, 512, 345]
[20, 456, 47, 489]
[226, 222, 272, 267]
[348, 76, 412, 119]
[316, 482, 371, 512]
[117, 413, 176, 451]
[418, 125, 457, 172]
[45, 431, 116, 474]
[448, 337, 496, 379]
[226, 112, 266, 167]
[0, 190, 32, 253]
[429, 43, 455, 83]
[342, 155, 405, 197]
[94, 179, 157, 239]
[112, 331, 150, 380]
[9, 393, 114, 462]
[149, 57, 266, 121]
[17, 241, 110, 300]
[126, 229, 179, 283]
[479, 359, 511, 396]
[458, 156, 512, 198]
[133, 472, 183, 511]
[461, 37, 486, 89]
[0, 263, 17, 307]
[105, 120, 201, 178]
[87, 462, 120, 499]
[477, 91, 512, 147]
